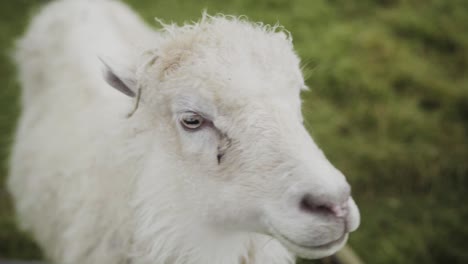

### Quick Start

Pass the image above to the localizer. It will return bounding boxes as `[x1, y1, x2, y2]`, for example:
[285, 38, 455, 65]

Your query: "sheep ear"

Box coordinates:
[100, 58, 137, 97]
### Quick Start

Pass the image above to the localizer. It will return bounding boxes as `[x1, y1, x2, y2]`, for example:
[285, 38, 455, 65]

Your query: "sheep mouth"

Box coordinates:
[268, 224, 348, 259]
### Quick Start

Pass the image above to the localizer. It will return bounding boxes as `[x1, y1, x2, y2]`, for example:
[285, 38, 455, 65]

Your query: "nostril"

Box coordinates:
[299, 195, 334, 215]
[299, 194, 349, 218]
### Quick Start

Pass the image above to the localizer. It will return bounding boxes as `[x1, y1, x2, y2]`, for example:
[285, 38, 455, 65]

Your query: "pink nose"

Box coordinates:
[330, 203, 349, 218]
[299, 194, 349, 218]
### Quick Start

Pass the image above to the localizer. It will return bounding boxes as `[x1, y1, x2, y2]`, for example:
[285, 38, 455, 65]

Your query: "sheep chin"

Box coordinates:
[267, 224, 349, 259]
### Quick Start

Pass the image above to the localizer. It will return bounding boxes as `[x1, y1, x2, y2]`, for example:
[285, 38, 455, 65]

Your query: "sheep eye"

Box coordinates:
[181, 113, 204, 130]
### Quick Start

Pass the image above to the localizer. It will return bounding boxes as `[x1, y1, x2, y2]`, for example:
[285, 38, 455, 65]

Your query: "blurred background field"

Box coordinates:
[1, 0, 467, 263]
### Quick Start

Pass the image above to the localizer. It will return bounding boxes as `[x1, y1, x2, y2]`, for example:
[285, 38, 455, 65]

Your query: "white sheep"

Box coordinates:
[7, 0, 360, 264]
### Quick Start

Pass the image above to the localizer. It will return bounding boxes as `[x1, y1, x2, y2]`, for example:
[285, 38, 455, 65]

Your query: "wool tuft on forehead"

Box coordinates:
[158, 13, 293, 49]
[148, 13, 304, 93]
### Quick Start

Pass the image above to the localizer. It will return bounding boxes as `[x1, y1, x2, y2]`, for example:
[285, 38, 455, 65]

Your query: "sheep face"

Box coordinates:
[158, 80, 359, 260]
[105, 17, 360, 260]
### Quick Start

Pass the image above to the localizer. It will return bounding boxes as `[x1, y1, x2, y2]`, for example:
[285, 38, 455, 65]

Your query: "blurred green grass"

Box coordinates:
[1, 0, 467, 263]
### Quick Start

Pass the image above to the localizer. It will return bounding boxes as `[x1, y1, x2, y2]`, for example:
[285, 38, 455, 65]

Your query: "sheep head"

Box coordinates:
[103, 15, 360, 261]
